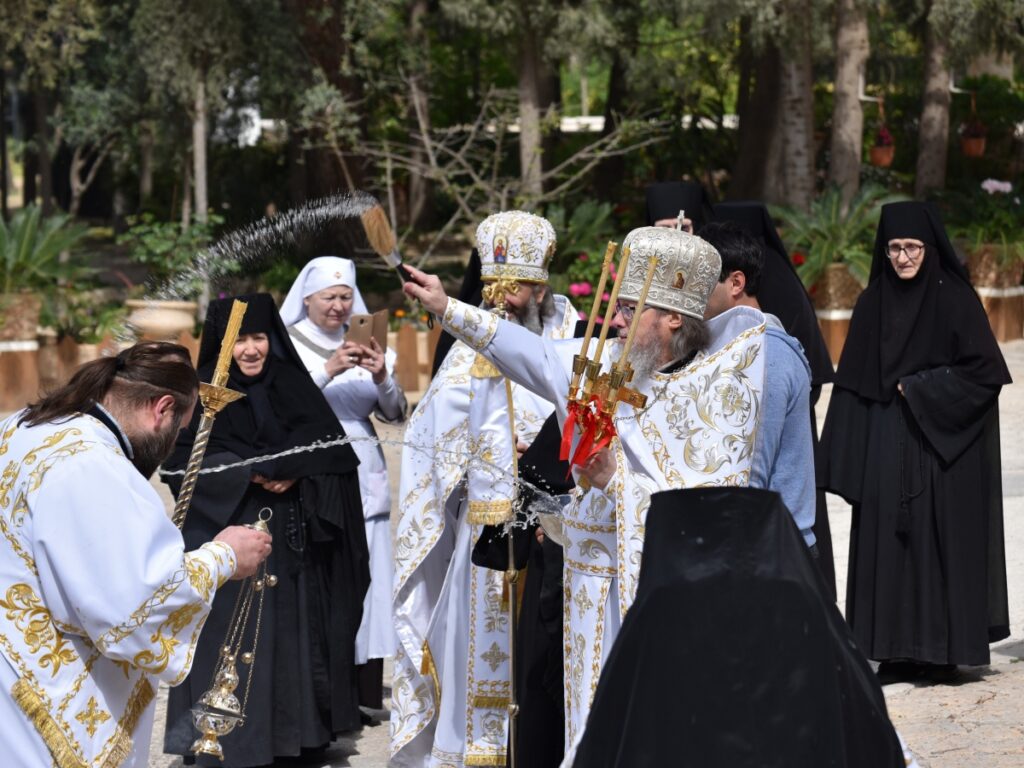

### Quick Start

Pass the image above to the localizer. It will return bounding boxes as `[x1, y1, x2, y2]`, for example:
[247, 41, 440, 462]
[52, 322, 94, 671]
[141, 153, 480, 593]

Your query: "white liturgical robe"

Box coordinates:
[437, 298, 769, 765]
[0, 411, 236, 768]
[391, 296, 576, 767]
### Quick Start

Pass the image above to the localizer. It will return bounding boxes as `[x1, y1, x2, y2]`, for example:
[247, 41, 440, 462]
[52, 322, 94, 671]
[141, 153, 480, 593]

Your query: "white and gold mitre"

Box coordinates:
[475, 210, 556, 284]
[618, 227, 721, 319]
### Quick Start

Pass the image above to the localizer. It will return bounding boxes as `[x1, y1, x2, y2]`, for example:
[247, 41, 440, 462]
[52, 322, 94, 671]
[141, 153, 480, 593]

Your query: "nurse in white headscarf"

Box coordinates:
[281, 255, 406, 708]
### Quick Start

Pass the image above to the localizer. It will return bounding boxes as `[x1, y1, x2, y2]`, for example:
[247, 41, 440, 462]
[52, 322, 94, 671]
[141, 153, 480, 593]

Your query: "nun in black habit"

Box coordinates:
[819, 201, 1011, 669]
[162, 294, 370, 766]
[712, 201, 838, 598]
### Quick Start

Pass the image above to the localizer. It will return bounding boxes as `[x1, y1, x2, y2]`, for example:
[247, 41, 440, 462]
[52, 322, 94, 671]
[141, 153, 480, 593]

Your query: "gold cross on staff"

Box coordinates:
[75, 696, 111, 737]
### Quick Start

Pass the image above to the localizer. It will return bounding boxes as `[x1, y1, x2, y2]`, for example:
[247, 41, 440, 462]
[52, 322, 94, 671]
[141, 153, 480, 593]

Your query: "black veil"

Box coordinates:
[712, 201, 834, 387]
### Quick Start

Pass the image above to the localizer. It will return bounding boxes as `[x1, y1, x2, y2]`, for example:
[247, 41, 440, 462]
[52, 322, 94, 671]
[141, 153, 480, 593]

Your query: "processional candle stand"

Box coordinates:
[562, 244, 658, 472]
[169, 299, 278, 760]
[475, 276, 531, 768]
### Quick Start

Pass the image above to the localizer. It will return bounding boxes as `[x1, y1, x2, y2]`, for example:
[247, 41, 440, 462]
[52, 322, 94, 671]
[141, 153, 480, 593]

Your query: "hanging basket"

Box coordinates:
[960, 136, 986, 158]
[869, 145, 894, 168]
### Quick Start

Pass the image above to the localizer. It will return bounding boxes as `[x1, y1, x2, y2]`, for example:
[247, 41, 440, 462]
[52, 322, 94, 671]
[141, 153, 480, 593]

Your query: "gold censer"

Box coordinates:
[190, 508, 278, 759]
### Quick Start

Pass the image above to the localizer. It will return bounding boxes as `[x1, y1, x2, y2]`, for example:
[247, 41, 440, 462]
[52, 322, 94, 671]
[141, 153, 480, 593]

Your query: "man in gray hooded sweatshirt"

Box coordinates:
[701, 221, 818, 553]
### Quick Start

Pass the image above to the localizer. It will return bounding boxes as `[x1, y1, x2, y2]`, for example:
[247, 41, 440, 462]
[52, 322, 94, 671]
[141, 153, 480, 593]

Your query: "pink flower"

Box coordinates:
[578, 253, 588, 261]
[568, 282, 594, 297]
[602, 292, 610, 302]
[578, 310, 588, 320]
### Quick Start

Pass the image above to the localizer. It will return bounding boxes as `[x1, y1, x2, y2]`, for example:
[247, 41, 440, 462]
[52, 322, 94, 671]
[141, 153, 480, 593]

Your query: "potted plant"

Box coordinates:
[869, 123, 895, 168]
[959, 116, 987, 158]
[943, 180, 1023, 340]
[1, 206, 87, 341]
[117, 213, 234, 340]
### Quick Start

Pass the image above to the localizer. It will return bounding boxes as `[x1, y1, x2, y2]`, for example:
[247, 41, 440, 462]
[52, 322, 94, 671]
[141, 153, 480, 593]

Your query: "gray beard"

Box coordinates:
[621, 331, 665, 384]
[507, 293, 543, 335]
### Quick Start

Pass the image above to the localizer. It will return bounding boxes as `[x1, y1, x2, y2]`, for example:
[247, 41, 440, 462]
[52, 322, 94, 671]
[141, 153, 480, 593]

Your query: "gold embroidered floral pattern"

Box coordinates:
[0, 459, 18, 507]
[95, 568, 185, 651]
[21, 428, 82, 465]
[573, 584, 594, 615]
[0, 420, 16, 456]
[0, 508, 37, 575]
[132, 601, 202, 674]
[481, 576, 507, 634]
[0, 584, 77, 675]
[75, 696, 111, 737]
[185, 554, 215, 602]
[26, 441, 91, 494]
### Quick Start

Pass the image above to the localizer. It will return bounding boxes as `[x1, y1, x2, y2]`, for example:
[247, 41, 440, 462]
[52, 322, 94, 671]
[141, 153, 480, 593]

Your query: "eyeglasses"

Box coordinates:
[615, 301, 647, 323]
[887, 243, 924, 260]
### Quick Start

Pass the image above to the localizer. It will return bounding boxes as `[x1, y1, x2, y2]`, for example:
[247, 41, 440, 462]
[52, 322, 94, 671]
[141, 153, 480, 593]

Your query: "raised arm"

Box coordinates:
[403, 265, 577, 408]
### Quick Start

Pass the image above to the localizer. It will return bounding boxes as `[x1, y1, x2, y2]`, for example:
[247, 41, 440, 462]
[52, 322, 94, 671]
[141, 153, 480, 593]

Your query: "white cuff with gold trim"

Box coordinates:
[441, 298, 499, 352]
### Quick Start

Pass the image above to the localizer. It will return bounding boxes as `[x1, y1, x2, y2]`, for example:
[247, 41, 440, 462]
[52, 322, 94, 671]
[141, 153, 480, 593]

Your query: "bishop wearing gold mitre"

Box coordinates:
[391, 211, 577, 767]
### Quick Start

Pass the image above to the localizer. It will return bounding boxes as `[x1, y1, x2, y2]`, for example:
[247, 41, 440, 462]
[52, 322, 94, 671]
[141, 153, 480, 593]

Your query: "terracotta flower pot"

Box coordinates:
[0, 293, 43, 341]
[812, 263, 864, 311]
[869, 145, 895, 168]
[960, 137, 986, 158]
[125, 299, 198, 341]
[967, 245, 1024, 289]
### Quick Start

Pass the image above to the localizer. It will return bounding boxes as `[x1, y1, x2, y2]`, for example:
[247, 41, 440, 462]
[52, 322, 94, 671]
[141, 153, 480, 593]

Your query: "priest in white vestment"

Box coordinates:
[391, 211, 576, 767]
[0, 341, 270, 768]
[404, 227, 771, 763]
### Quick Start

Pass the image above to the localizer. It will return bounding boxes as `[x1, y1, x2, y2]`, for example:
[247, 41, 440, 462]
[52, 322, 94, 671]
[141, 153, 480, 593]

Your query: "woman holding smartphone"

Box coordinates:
[281, 256, 407, 712]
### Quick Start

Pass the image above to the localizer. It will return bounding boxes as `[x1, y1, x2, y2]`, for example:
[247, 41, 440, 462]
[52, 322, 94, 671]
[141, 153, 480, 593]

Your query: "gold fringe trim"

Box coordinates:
[12, 675, 155, 768]
[465, 753, 508, 767]
[100, 677, 154, 768]
[467, 499, 513, 525]
[12, 679, 87, 768]
[471, 694, 509, 709]
[470, 354, 501, 379]
[420, 641, 441, 706]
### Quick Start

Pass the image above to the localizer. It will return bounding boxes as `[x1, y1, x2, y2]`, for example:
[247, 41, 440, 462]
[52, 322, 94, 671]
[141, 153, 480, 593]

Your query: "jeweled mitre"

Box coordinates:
[475, 210, 556, 285]
[618, 226, 721, 319]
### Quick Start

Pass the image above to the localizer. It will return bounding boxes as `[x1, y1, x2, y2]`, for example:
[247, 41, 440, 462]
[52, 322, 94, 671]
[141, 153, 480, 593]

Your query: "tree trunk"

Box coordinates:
[915, 9, 950, 198]
[68, 140, 114, 218]
[774, 29, 816, 210]
[407, 0, 431, 228]
[180, 151, 192, 229]
[21, 88, 38, 207]
[730, 42, 782, 200]
[517, 32, 545, 203]
[0, 67, 8, 220]
[139, 122, 154, 209]
[592, 54, 629, 201]
[33, 89, 55, 215]
[828, 0, 869, 207]
[192, 77, 208, 226]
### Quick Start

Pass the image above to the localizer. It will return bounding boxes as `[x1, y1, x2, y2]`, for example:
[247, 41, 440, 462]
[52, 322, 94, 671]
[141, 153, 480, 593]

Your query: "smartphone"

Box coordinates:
[346, 310, 389, 350]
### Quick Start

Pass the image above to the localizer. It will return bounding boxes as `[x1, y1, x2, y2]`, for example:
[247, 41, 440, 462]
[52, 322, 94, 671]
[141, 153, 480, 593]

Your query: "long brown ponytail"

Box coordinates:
[20, 341, 198, 427]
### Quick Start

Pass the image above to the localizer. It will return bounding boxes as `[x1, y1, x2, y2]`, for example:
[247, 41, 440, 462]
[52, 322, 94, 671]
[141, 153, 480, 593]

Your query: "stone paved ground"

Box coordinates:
[148, 339, 1024, 767]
